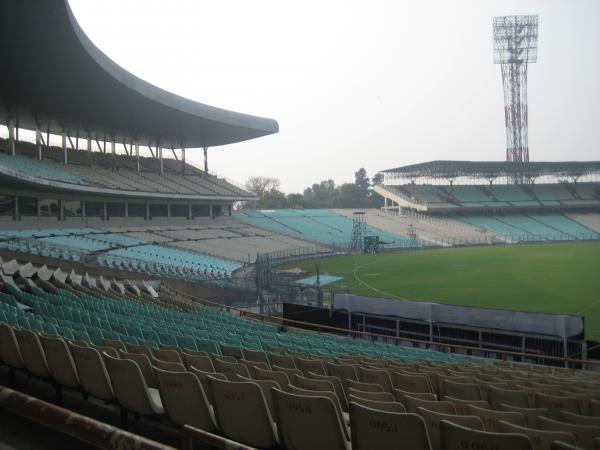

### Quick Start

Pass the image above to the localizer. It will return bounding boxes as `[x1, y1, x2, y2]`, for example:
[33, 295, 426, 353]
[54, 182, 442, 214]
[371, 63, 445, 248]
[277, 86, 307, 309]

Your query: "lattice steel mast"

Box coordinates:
[493, 15, 538, 163]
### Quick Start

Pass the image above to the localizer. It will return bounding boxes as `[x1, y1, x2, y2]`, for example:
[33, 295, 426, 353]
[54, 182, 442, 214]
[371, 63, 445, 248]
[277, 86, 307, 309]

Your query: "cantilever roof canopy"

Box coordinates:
[382, 160, 600, 180]
[0, 1, 279, 149]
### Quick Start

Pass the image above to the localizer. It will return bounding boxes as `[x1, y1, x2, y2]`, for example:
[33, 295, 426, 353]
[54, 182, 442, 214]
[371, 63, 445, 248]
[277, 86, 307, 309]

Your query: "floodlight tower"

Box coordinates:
[493, 15, 538, 164]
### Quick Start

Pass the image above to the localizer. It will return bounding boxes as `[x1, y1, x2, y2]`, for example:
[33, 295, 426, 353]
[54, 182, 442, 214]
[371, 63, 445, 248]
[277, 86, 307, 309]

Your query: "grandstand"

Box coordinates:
[1, 2, 600, 449]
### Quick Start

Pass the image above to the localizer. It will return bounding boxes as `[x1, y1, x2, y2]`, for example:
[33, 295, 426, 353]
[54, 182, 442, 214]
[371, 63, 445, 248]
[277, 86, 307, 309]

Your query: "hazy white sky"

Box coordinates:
[69, 0, 600, 193]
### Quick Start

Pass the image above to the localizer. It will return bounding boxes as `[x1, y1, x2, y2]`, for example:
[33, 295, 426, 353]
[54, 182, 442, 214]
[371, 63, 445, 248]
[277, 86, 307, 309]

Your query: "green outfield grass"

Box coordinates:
[288, 242, 600, 340]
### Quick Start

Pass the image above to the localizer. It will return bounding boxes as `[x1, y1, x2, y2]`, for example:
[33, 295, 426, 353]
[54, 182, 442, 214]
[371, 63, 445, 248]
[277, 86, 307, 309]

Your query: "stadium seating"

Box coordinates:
[0, 152, 88, 185]
[235, 209, 414, 247]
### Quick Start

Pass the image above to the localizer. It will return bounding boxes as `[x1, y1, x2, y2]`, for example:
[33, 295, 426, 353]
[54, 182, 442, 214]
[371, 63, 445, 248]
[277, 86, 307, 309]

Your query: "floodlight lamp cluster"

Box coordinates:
[493, 15, 538, 65]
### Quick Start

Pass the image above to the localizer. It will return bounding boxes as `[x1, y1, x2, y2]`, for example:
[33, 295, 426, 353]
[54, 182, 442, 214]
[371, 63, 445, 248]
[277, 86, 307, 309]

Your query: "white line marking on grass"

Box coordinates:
[352, 256, 407, 300]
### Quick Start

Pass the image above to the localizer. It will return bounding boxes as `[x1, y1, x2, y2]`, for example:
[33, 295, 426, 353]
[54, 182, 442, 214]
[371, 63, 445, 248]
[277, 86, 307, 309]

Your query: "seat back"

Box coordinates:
[416, 407, 483, 450]
[14, 329, 50, 378]
[440, 419, 532, 450]
[348, 396, 406, 413]
[443, 379, 481, 401]
[154, 348, 182, 364]
[405, 395, 456, 414]
[349, 402, 431, 450]
[417, 407, 483, 450]
[538, 416, 600, 449]
[220, 344, 243, 359]
[237, 375, 280, 418]
[347, 378, 384, 392]
[445, 396, 490, 415]
[70, 344, 114, 401]
[243, 348, 269, 365]
[307, 372, 348, 412]
[183, 353, 215, 372]
[392, 372, 433, 393]
[287, 384, 348, 438]
[499, 404, 549, 428]
[104, 354, 163, 416]
[273, 387, 349, 450]
[189, 366, 226, 406]
[358, 367, 394, 393]
[0, 324, 24, 369]
[348, 387, 395, 402]
[268, 352, 296, 369]
[498, 420, 575, 450]
[561, 410, 600, 427]
[467, 404, 525, 432]
[104, 339, 126, 352]
[155, 367, 216, 431]
[151, 357, 186, 372]
[394, 388, 437, 403]
[125, 343, 153, 359]
[535, 393, 581, 419]
[296, 357, 326, 376]
[40, 335, 79, 388]
[214, 358, 250, 381]
[208, 376, 278, 448]
[250, 366, 290, 387]
[291, 374, 335, 393]
[489, 386, 530, 409]
[119, 351, 158, 388]
[327, 362, 358, 389]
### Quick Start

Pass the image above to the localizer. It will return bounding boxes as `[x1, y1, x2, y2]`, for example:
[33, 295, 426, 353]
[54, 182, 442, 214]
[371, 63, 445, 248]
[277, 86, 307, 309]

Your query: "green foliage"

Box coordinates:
[242, 168, 382, 210]
[287, 243, 600, 340]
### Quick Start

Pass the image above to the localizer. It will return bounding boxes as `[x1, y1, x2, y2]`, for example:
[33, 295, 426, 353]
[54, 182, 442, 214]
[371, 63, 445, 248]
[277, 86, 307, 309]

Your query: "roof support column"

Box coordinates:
[62, 130, 67, 164]
[87, 135, 91, 154]
[135, 141, 140, 173]
[7, 117, 15, 156]
[181, 147, 186, 176]
[35, 127, 42, 160]
[158, 145, 163, 175]
[203, 146, 208, 173]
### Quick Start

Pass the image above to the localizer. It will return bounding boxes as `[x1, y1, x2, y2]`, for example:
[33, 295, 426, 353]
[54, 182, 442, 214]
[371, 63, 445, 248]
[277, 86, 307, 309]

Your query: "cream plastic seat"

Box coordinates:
[189, 366, 226, 406]
[267, 352, 296, 369]
[562, 411, 600, 427]
[443, 379, 482, 401]
[348, 395, 406, 413]
[91, 344, 119, 359]
[327, 362, 358, 390]
[295, 356, 326, 376]
[550, 441, 588, 450]
[237, 374, 280, 418]
[394, 387, 437, 403]
[208, 376, 279, 448]
[14, 329, 50, 378]
[104, 339, 126, 352]
[349, 401, 432, 450]
[119, 351, 158, 388]
[243, 348, 270, 366]
[467, 404, 525, 432]
[393, 372, 434, 393]
[536, 393, 581, 420]
[249, 366, 291, 387]
[358, 366, 394, 393]
[220, 344, 243, 359]
[405, 395, 456, 414]
[104, 354, 164, 427]
[416, 406, 484, 450]
[445, 396, 490, 415]
[440, 419, 532, 450]
[287, 384, 350, 433]
[307, 371, 348, 412]
[40, 335, 80, 400]
[538, 416, 600, 450]
[183, 353, 215, 372]
[489, 386, 530, 409]
[239, 358, 269, 371]
[70, 344, 115, 402]
[348, 387, 395, 402]
[271, 364, 303, 378]
[0, 324, 24, 386]
[154, 348, 183, 364]
[151, 356, 186, 373]
[155, 367, 216, 431]
[125, 343, 153, 359]
[273, 387, 350, 450]
[500, 404, 549, 428]
[347, 378, 384, 392]
[214, 358, 250, 381]
[498, 420, 575, 450]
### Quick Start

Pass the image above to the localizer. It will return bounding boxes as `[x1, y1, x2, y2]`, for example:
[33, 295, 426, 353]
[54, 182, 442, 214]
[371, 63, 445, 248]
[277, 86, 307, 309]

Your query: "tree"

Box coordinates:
[245, 176, 280, 199]
[372, 173, 384, 186]
[355, 168, 370, 197]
